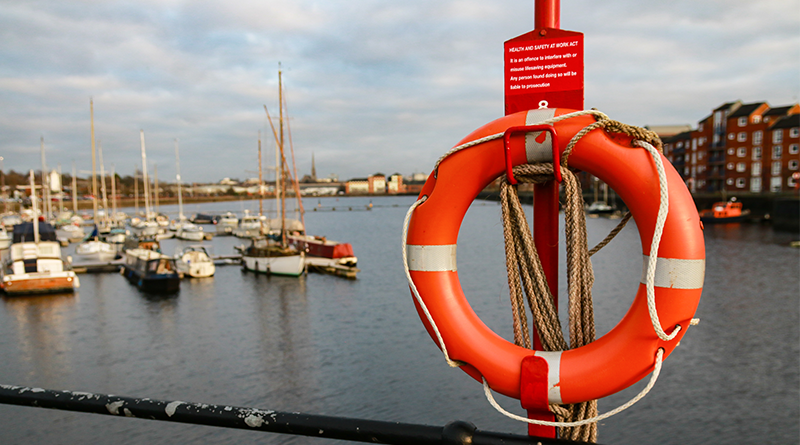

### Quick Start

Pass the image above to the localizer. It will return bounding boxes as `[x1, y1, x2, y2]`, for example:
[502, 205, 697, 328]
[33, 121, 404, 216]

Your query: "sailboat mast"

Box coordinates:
[40, 136, 50, 221]
[154, 164, 159, 214]
[258, 131, 263, 218]
[71, 162, 78, 214]
[175, 139, 184, 221]
[29, 170, 39, 244]
[140, 131, 151, 221]
[57, 164, 63, 214]
[90, 99, 98, 222]
[111, 164, 117, 220]
[99, 142, 109, 225]
[278, 68, 287, 246]
[134, 165, 139, 216]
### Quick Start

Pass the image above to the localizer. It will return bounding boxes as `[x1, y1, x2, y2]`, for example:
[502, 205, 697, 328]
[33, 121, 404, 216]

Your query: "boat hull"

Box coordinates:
[242, 253, 305, 276]
[1, 273, 79, 295]
[121, 265, 180, 293]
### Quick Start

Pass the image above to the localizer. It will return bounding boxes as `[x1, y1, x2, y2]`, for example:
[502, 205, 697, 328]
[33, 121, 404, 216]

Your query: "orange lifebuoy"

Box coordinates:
[405, 108, 704, 405]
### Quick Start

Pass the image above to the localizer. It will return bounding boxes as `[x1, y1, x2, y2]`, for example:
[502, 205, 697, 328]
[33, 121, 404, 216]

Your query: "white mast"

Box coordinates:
[140, 131, 151, 221]
[90, 99, 98, 222]
[99, 142, 109, 226]
[40, 136, 51, 221]
[29, 170, 39, 244]
[175, 139, 184, 221]
[111, 164, 117, 221]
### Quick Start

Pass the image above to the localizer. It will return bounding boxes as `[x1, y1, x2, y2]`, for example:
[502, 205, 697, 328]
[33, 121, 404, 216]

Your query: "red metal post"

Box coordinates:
[534, 0, 560, 29]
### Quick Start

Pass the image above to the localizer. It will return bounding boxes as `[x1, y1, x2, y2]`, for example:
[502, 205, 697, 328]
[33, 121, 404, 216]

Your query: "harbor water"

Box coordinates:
[0, 195, 797, 444]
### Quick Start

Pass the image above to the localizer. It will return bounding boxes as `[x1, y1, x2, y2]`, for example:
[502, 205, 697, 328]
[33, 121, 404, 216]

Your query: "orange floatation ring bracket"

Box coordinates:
[405, 109, 704, 405]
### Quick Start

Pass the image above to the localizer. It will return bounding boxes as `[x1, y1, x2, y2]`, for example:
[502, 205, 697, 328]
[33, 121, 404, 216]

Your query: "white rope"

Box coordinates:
[402, 196, 462, 368]
[635, 140, 681, 342]
[483, 348, 665, 427]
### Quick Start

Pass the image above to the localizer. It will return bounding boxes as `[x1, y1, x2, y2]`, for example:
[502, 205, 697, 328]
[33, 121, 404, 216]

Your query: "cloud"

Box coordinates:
[0, 0, 798, 183]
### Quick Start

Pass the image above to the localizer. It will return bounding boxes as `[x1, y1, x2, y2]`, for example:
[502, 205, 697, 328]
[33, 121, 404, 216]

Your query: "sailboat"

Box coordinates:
[74, 102, 118, 262]
[0, 171, 79, 295]
[172, 139, 206, 241]
[131, 131, 164, 238]
[241, 69, 305, 277]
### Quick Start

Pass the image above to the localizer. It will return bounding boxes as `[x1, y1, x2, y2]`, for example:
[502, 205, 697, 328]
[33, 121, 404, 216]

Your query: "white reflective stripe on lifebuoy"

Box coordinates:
[639, 256, 705, 289]
[406, 244, 457, 272]
[536, 350, 563, 405]
[524, 108, 556, 163]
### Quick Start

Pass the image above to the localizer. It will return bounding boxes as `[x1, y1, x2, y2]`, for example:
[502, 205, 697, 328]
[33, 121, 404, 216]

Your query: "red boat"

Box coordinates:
[699, 198, 750, 223]
[288, 234, 357, 267]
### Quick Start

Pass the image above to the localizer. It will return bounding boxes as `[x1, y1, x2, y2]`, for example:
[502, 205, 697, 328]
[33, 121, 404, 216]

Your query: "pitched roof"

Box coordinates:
[764, 106, 793, 117]
[770, 114, 800, 130]
[728, 102, 766, 118]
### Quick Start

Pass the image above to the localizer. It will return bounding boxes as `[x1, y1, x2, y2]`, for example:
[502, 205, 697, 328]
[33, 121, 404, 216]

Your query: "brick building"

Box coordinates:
[662, 100, 800, 194]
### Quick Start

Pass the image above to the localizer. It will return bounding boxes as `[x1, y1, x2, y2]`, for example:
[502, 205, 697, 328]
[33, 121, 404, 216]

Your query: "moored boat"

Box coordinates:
[121, 248, 180, 293]
[0, 226, 11, 250]
[174, 245, 215, 278]
[241, 238, 305, 276]
[215, 212, 239, 235]
[700, 198, 750, 223]
[1, 222, 79, 295]
[287, 234, 357, 268]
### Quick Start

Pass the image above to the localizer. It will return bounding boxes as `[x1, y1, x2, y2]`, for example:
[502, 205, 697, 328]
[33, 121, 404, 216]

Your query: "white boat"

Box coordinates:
[56, 224, 86, 243]
[175, 222, 206, 241]
[74, 239, 118, 262]
[175, 245, 215, 278]
[241, 238, 305, 276]
[232, 214, 262, 239]
[240, 70, 305, 278]
[1, 172, 79, 295]
[215, 212, 239, 235]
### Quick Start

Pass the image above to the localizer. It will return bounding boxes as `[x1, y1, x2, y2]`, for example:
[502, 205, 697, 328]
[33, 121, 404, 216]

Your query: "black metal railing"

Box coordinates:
[0, 384, 596, 445]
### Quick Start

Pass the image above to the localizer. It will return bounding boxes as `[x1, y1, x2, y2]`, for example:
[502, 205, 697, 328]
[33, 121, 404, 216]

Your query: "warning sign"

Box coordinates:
[504, 29, 584, 115]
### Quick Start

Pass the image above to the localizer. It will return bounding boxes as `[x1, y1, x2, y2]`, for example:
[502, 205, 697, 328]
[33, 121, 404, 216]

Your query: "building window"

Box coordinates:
[735, 178, 746, 188]
[790, 175, 798, 188]
[738, 117, 747, 127]
[737, 147, 747, 157]
[728, 133, 735, 140]
[727, 163, 734, 170]
[753, 115, 761, 124]
[772, 161, 781, 176]
[750, 177, 762, 193]
[770, 176, 781, 192]
[791, 127, 799, 138]
[737, 132, 747, 142]
[773, 129, 783, 143]
[736, 163, 746, 172]
[789, 160, 799, 171]
[726, 178, 734, 185]
[699, 123, 704, 132]
[753, 131, 762, 145]
[773, 145, 782, 159]
[728, 148, 734, 155]
[752, 146, 762, 160]
[752, 162, 761, 176]
[790, 144, 799, 155]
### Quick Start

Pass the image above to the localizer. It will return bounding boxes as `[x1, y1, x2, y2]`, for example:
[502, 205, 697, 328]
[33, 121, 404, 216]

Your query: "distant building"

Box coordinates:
[345, 178, 369, 194]
[387, 173, 405, 194]
[368, 173, 386, 194]
[661, 100, 800, 194]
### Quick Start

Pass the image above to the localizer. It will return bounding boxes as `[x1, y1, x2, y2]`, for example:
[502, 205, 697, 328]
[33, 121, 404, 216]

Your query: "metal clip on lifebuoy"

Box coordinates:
[503, 125, 561, 184]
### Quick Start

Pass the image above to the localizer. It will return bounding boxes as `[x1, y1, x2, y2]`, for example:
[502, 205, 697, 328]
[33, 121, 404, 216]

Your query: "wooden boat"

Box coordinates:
[175, 245, 215, 278]
[1, 222, 80, 295]
[699, 198, 750, 223]
[121, 248, 180, 293]
[241, 238, 305, 276]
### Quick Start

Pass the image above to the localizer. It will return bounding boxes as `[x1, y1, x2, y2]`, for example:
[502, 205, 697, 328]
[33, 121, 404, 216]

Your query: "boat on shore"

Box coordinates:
[121, 248, 180, 293]
[700, 198, 750, 223]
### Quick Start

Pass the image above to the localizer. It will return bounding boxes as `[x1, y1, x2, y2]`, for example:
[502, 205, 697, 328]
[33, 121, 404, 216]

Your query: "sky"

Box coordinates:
[1, 0, 798, 184]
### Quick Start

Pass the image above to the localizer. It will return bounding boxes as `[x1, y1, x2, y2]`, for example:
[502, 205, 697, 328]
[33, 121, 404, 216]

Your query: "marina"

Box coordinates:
[0, 196, 796, 444]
